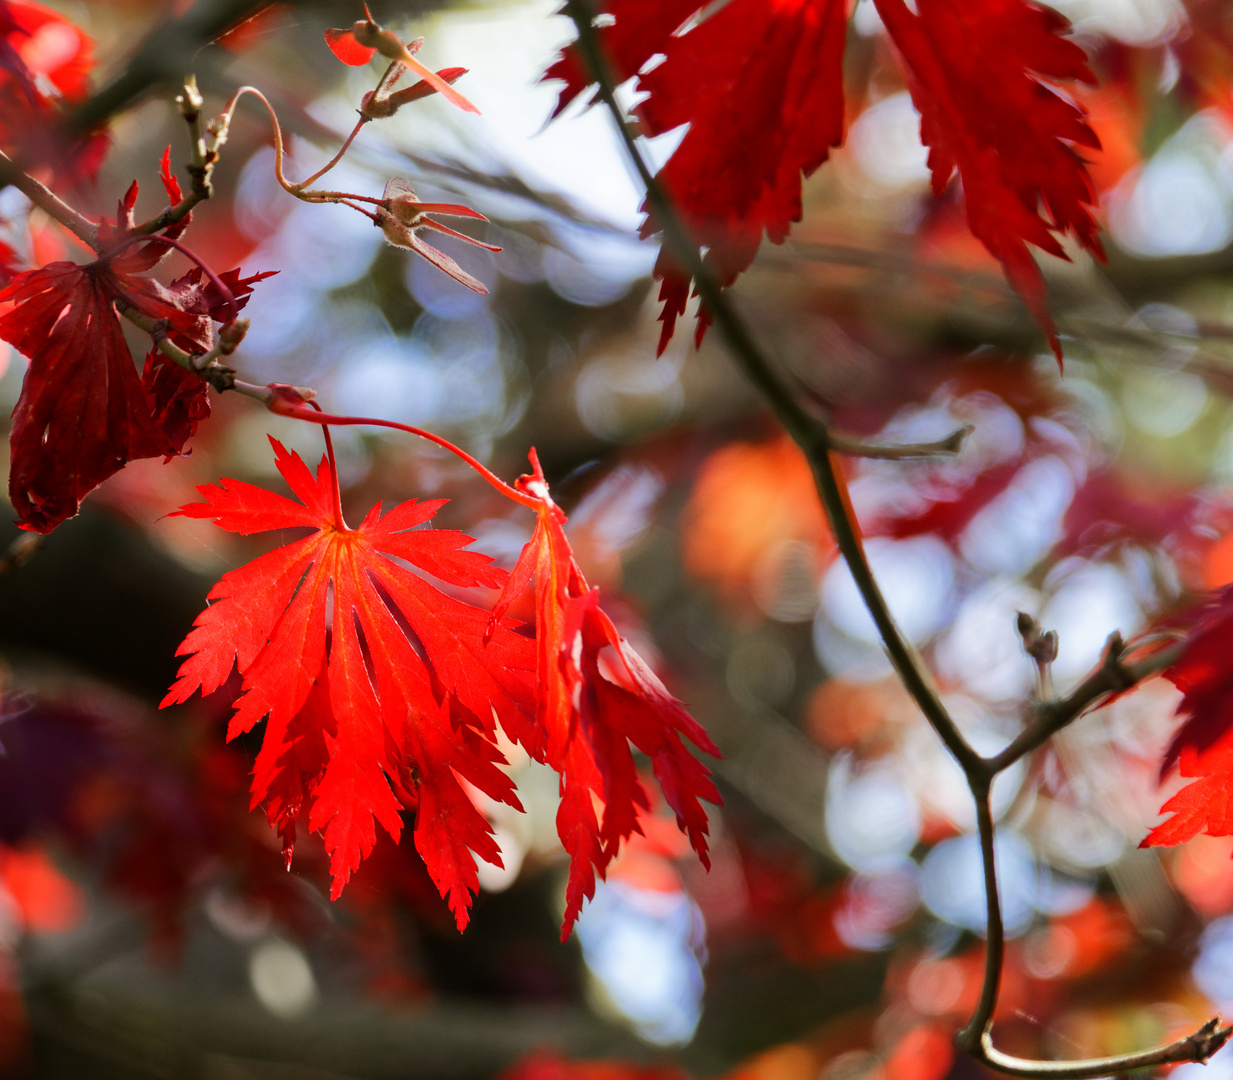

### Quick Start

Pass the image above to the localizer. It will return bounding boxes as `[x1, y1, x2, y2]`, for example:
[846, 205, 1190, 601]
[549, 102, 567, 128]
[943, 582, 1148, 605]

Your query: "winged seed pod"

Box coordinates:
[377, 177, 500, 294]
[360, 60, 469, 121]
[324, 4, 478, 114]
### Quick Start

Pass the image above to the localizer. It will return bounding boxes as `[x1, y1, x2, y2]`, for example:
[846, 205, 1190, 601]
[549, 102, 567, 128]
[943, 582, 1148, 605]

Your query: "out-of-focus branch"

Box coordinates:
[0, 151, 98, 250]
[827, 425, 972, 460]
[63, 0, 271, 136]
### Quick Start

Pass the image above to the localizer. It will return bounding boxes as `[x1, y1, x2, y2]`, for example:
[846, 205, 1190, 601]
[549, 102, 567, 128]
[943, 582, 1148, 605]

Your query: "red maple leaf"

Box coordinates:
[1, 258, 197, 532]
[160, 436, 538, 929]
[872, 0, 1103, 364]
[1142, 588, 1233, 848]
[544, 0, 848, 354]
[491, 450, 721, 937]
[0, 162, 272, 531]
[141, 265, 278, 454]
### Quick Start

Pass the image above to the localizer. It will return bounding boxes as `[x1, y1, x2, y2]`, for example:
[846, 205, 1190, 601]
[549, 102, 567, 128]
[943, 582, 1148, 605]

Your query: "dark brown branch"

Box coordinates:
[957, 782, 1003, 1053]
[974, 1017, 1231, 1079]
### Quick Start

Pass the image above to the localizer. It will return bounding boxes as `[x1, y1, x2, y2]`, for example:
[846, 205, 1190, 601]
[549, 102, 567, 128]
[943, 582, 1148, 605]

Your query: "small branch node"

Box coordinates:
[203, 363, 237, 393]
[1101, 630, 1135, 690]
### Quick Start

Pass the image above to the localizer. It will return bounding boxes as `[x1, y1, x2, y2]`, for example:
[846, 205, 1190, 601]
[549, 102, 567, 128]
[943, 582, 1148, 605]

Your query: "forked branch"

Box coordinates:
[562, 2, 1229, 1076]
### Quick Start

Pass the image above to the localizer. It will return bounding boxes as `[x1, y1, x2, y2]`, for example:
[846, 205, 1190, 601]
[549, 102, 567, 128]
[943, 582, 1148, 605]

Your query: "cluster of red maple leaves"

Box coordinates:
[0, 0, 1230, 940]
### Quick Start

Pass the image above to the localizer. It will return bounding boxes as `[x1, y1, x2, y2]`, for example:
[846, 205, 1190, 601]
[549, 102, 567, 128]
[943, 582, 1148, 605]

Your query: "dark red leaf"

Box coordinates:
[0, 253, 272, 530]
[872, 0, 1103, 365]
[1, 262, 185, 531]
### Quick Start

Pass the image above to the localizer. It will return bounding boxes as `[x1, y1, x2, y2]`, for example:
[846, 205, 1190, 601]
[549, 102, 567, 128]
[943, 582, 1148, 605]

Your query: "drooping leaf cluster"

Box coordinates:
[546, 0, 1103, 362]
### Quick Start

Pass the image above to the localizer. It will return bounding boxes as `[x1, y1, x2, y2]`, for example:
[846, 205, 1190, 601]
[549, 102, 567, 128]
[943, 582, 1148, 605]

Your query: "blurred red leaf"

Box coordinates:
[0, 842, 85, 932]
[0, 0, 106, 183]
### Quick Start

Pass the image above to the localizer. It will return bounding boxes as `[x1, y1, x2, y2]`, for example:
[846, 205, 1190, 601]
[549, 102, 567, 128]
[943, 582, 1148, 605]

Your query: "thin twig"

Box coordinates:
[293, 117, 368, 192]
[974, 1019, 1231, 1078]
[265, 391, 541, 510]
[116, 303, 242, 396]
[957, 777, 1230, 1076]
[957, 782, 1002, 1053]
[209, 86, 383, 210]
[131, 76, 214, 235]
[827, 425, 972, 460]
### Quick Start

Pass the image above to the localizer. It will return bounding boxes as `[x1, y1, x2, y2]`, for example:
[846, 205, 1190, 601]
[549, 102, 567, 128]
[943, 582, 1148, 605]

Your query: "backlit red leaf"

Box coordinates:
[1143, 588, 1233, 848]
[545, 0, 847, 353]
[872, 0, 1103, 364]
[324, 25, 376, 66]
[162, 438, 535, 928]
[492, 450, 721, 937]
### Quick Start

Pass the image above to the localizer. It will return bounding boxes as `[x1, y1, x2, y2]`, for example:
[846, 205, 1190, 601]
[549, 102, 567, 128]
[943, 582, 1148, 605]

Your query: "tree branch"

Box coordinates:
[0, 150, 98, 250]
[957, 781, 1003, 1053]
[131, 77, 217, 236]
[563, 4, 1230, 1077]
[974, 1017, 1231, 1079]
[62, 0, 270, 136]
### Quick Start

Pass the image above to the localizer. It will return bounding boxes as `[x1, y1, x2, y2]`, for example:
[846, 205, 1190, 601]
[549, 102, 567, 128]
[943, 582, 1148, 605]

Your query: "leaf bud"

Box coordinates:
[219, 317, 250, 354]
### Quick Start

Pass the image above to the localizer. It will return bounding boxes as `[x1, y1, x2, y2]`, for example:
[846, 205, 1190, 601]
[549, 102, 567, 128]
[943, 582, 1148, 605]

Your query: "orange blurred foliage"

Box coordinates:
[682, 436, 833, 606]
[1170, 833, 1233, 917]
[805, 677, 918, 757]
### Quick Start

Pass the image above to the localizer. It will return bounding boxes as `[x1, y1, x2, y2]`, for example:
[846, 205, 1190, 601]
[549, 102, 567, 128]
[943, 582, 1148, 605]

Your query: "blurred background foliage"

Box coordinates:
[6, 0, 1233, 1077]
